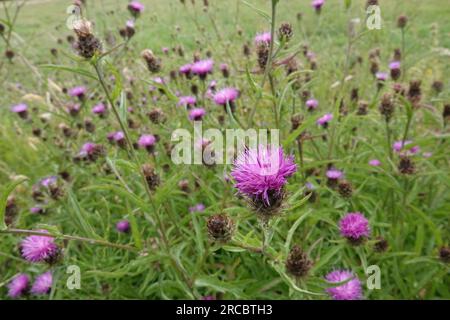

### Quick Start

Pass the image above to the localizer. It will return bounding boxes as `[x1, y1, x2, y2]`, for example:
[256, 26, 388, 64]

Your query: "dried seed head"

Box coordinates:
[407, 80, 422, 106]
[5, 49, 15, 61]
[439, 246, 450, 263]
[373, 237, 389, 253]
[285, 245, 312, 278]
[207, 214, 234, 242]
[338, 180, 353, 198]
[178, 179, 190, 193]
[256, 42, 269, 70]
[432, 80, 443, 93]
[443, 104, 450, 121]
[398, 156, 415, 175]
[141, 49, 162, 73]
[243, 43, 251, 57]
[142, 164, 160, 191]
[74, 34, 102, 59]
[148, 108, 165, 124]
[357, 100, 368, 116]
[397, 15, 408, 29]
[278, 22, 293, 42]
[379, 93, 395, 122]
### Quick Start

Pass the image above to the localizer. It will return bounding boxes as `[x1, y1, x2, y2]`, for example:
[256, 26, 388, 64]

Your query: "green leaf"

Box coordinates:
[284, 209, 312, 254]
[0, 177, 28, 230]
[241, 1, 271, 22]
[40, 64, 98, 81]
[283, 115, 318, 148]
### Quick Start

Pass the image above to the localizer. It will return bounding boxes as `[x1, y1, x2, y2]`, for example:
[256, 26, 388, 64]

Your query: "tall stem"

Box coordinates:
[247, 0, 278, 127]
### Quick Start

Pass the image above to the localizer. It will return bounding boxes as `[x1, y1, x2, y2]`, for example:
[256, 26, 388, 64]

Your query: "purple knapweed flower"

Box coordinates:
[317, 113, 333, 127]
[30, 206, 44, 214]
[375, 72, 388, 81]
[254, 32, 271, 44]
[11, 103, 28, 119]
[31, 271, 52, 295]
[179, 63, 193, 77]
[92, 103, 106, 116]
[128, 1, 144, 16]
[7, 274, 30, 298]
[325, 270, 362, 300]
[189, 108, 206, 121]
[389, 61, 401, 70]
[40, 176, 57, 188]
[311, 0, 325, 11]
[339, 212, 370, 240]
[116, 220, 130, 233]
[21, 230, 59, 263]
[326, 169, 343, 180]
[213, 87, 239, 108]
[306, 99, 319, 110]
[231, 145, 297, 206]
[189, 203, 206, 213]
[178, 96, 197, 108]
[138, 134, 157, 152]
[191, 59, 214, 79]
[68, 86, 86, 99]
[368, 159, 381, 166]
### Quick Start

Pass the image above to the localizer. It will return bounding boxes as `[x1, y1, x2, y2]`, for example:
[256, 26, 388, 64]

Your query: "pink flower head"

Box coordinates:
[31, 271, 52, 295]
[112, 131, 125, 142]
[213, 87, 239, 106]
[68, 86, 86, 98]
[30, 206, 44, 214]
[423, 152, 432, 158]
[191, 59, 214, 78]
[317, 113, 333, 126]
[326, 169, 343, 180]
[126, 20, 135, 29]
[116, 220, 130, 233]
[92, 103, 106, 115]
[178, 96, 197, 108]
[389, 61, 401, 70]
[67, 102, 81, 116]
[368, 159, 381, 166]
[189, 203, 206, 213]
[392, 140, 419, 155]
[306, 99, 319, 110]
[189, 108, 206, 121]
[138, 134, 156, 148]
[128, 1, 144, 15]
[311, 0, 325, 10]
[162, 47, 169, 54]
[40, 176, 57, 188]
[80, 142, 96, 156]
[220, 63, 228, 71]
[11, 103, 28, 113]
[254, 32, 271, 44]
[376, 72, 388, 81]
[231, 145, 297, 205]
[21, 230, 59, 263]
[7, 274, 30, 298]
[339, 212, 370, 240]
[179, 63, 193, 75]
[325, 270, 362, 300]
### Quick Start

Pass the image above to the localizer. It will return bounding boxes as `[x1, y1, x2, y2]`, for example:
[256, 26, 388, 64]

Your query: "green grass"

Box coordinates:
[0, 0, 449, 299]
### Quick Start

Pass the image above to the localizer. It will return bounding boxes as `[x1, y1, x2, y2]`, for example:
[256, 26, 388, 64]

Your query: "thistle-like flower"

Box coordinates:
[31, 271, 53, 295]
[231, 145, 297, 218]
[325, 270, 362, 300]
[7, 274, 30, 298]
[21, 230, 60, 264]
[339, 212, 370, 244]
